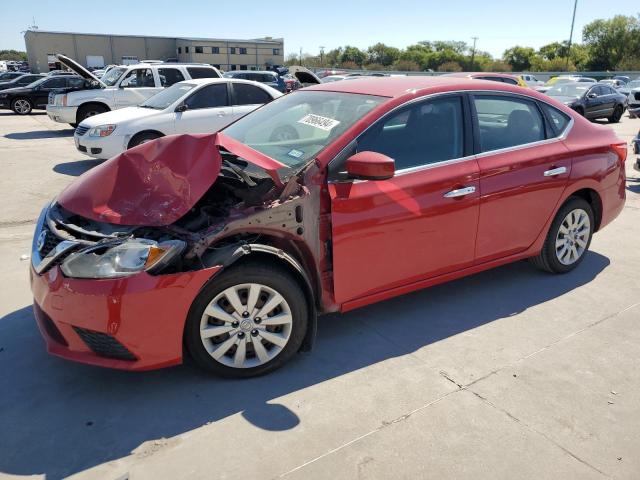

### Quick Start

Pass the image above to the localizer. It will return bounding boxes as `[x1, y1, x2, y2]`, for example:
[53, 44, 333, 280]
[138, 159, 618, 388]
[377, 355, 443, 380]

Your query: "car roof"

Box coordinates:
[304, 75, 531, 99]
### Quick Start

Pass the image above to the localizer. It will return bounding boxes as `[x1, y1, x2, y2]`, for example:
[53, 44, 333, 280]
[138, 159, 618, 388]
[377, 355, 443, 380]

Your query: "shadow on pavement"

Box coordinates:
[5, 129, 74, 140]
[53, 159, 104, 176]
[0, 252, 610, 478]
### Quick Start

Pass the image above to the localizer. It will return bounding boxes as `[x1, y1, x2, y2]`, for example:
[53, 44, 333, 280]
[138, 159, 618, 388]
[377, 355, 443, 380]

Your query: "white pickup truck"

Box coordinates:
[46, 54, 221, 126]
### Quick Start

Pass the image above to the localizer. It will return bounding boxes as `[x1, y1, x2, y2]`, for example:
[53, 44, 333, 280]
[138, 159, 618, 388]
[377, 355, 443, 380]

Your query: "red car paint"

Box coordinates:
[31, 76, 626, 370]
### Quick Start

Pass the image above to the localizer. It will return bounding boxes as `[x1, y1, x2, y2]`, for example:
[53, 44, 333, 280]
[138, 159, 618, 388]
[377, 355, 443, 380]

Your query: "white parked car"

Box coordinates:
[47, 54, 221, 127]
[626, 79, 640, 117]
[73, 78, 282, 159]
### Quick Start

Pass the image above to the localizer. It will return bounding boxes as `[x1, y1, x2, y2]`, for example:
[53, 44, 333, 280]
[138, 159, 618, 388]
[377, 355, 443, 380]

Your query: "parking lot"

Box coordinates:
[0, 110, 639, 479]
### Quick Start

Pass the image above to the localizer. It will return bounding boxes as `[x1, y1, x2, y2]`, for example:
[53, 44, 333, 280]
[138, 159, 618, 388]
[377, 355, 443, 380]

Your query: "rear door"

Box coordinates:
[329, 94, 480, 306]
[115, 68, 162, 108]
[472, 94, 572, 263]
[230, 82, 274, 118]
[34, 77, 66, 107]
[173, 83, 231, 134]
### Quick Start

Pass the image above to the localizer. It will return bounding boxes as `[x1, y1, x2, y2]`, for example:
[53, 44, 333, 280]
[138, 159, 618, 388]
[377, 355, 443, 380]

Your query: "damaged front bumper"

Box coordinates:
[30, 204, 222, 370]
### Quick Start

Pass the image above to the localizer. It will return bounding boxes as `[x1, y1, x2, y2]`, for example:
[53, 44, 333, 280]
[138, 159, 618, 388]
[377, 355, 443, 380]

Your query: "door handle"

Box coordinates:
[543, 166, 567, 177]
[443, 186, 476, 198]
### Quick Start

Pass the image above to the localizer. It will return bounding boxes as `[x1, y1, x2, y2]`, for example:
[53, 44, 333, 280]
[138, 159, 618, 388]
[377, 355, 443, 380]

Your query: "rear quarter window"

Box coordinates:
[540, 103, 571, 136]
[187, 67, 220, 79]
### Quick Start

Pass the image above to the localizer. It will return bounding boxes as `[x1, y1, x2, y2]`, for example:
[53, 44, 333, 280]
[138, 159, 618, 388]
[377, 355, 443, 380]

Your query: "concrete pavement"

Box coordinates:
[0, 110, 639, 479]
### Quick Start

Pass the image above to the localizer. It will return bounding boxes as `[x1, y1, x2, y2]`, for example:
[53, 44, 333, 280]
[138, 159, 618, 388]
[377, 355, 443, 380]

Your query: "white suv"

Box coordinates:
[46, 54, 221, 126]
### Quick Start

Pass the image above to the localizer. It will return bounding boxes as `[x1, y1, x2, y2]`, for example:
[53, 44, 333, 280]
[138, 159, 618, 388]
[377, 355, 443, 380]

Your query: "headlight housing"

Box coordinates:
[61, 239, 185, 279]
[88, 124, 116, 137]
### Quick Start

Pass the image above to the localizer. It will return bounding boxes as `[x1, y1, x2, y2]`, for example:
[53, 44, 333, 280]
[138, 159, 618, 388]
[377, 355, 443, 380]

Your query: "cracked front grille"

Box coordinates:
[38, 227, 62, 258]
[73, 327, 137, 361]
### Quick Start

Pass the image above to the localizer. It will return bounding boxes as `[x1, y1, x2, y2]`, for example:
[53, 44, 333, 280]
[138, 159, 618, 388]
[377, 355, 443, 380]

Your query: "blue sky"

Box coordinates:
[1, 0, 637, 58]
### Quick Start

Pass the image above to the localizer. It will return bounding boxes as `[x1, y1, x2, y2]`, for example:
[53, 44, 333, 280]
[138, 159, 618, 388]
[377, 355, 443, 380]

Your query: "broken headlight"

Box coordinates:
[60, 239, 185, 279]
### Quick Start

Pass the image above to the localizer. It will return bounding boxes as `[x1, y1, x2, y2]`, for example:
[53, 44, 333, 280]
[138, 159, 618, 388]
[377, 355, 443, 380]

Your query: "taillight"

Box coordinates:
[611, 142, 627, 164]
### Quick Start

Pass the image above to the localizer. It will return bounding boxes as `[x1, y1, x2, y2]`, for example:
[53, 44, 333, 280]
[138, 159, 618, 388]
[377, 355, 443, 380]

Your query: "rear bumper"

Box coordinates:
[46, 105, 77, 124]
[30, 264, 222, 371]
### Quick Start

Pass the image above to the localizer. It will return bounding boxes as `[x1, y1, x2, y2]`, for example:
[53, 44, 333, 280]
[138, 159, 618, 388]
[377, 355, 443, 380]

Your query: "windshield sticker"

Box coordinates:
[298, 114, 340, 131]
[287, 149, 304, 159]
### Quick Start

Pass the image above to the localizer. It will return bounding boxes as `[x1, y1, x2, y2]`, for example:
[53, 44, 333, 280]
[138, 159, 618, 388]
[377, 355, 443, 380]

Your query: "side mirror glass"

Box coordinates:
[175, 104, 188, 113]
[587, 93, 597, 98]
[346, 151, 395, 181]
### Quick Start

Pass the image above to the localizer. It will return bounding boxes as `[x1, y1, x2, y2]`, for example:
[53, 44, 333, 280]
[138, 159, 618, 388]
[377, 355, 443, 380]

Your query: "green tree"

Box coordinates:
[392, 59, 420, 71]
[582, 15, 640, 70]
[538, 42, 568, 60]
[502, 46, 536, 71]
[0, 50, 27, 61]
[398, 43, 433, 70]
[340, 46, 366, 66]
[366, 43, 400, 66]
[437, 61, 463, 72]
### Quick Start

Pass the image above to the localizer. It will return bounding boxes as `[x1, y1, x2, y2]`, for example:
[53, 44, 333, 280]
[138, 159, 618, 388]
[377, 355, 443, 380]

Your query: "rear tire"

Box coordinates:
[128, 131, 162, 149]
[608, 105, 623, 123]
[11, 97, 32, 115]
[76, 104, 108, 124]
[184, 261, 309, 378]
[530, 197, 594, 274]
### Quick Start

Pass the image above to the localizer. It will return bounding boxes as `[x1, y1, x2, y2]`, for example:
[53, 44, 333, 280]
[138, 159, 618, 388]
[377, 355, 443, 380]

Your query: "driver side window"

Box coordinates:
[356, 95, 465, 171]
[119, 69, 155, 88]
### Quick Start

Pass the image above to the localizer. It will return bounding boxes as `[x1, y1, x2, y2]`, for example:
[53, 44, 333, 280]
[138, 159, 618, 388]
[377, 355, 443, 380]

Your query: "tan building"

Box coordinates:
[24, 30, 284, 73]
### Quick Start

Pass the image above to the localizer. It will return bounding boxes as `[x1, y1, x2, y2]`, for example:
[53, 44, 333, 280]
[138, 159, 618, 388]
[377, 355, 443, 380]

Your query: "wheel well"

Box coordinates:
[76, 102, 110, 123]
[569, 188, 602, 231]
[128, 130, 164, 149]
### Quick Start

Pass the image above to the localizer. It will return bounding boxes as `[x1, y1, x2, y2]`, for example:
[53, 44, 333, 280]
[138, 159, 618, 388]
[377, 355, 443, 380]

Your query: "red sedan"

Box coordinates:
[30, 77, 626, 377]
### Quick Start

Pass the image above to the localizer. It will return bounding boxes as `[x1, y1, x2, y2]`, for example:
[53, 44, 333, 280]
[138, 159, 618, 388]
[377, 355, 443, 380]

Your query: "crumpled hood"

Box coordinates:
[57, 132, 285, 226]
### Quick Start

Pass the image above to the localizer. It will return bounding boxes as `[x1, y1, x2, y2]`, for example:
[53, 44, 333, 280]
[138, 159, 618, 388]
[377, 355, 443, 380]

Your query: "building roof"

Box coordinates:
[24, 29, 282, 44]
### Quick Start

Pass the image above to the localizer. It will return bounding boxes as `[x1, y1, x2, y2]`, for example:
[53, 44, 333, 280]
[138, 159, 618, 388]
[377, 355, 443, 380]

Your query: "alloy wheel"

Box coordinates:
[13, 99, 31, 114]
[199, 283, 293, 369]
[555, 208, 591, 265]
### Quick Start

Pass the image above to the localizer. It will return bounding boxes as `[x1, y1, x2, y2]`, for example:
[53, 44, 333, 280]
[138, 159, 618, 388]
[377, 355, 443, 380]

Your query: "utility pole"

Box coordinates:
[566, 0, 578, 71]
[300, 47, 303, 66]
[319, 46, 325, 67]
[470, 36, 478, 71]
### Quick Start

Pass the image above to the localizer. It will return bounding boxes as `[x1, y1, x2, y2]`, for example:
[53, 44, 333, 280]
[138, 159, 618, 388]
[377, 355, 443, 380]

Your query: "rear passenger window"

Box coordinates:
[540, 103, 571, 136]
[357, 95, 465, 170]
[120, 69, 155, 88]
[158, 68, 185, 87]
[233, 83, 273, 105]
[473, 95, 544, 152]
[184, 84, 228, 109]
[187, 67, 220, 79]
[501, 78, 519, 85]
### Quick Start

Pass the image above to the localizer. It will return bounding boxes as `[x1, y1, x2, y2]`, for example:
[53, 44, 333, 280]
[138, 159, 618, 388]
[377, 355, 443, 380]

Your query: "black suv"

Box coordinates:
[0, 75, 86, 115]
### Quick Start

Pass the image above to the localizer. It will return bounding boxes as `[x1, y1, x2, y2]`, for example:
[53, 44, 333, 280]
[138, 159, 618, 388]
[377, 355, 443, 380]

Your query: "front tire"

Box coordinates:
[76, 104, 108, 124]
[11, 97, 32, 115]
[128, 131, 162, 149]
[185, 261, 308, 378]
[531, 197, 594, 274]
[608, 105, 623, 123]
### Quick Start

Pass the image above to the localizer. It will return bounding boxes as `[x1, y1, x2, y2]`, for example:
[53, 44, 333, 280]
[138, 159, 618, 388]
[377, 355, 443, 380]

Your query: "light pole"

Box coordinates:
[470, 36, 478, 71]
[319, 46, 325, 67]
[566, 0, 578, 71]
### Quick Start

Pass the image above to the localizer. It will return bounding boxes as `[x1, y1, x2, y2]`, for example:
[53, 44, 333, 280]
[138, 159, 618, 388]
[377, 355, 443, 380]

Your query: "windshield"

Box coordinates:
[101, 67, 126, 86]
[223, 90, 386, 170]
[141, 83, 195, 109]
[547, 83, 589, 98]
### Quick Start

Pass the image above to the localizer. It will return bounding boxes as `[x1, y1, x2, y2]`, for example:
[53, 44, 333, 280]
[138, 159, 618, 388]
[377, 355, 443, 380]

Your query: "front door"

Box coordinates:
[329, 94, 480, 306]
[174, 83, 232, 134]
[471, 94, 572, 263]
[35, 77, 66, 107]
[115, 68, 163, 109]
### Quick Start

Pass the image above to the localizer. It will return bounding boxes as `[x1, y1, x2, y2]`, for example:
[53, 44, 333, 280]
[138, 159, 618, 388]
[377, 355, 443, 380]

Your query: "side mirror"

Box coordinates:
[175, 104, 188, 113]
[587, 93, 597, 98]
[346, 151, 395, 181]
